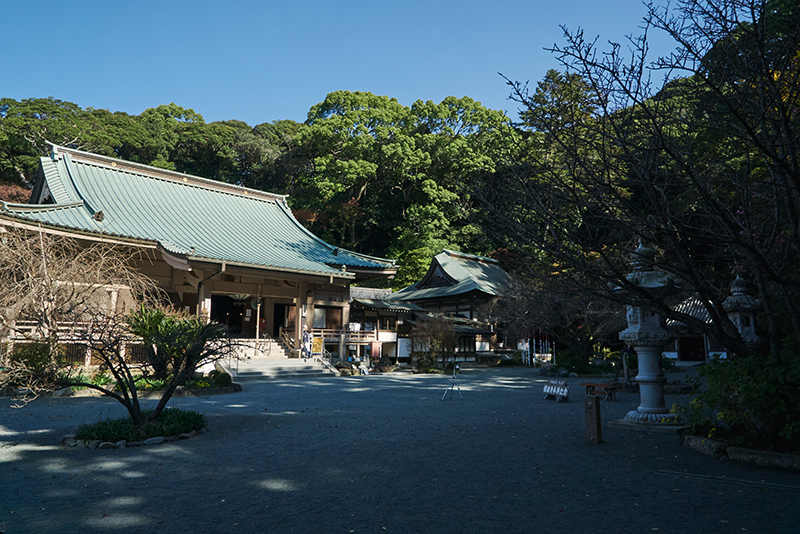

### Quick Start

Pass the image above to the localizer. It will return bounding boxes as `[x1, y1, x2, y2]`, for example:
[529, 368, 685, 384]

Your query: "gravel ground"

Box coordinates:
[2, 368, 799, 534]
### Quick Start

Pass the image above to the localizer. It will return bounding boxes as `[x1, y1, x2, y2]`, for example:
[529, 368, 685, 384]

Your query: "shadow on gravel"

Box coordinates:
[2, 369, 799, 534]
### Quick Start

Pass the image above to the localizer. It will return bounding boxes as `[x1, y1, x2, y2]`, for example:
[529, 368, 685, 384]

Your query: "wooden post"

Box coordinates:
[585, 394, 602, 445]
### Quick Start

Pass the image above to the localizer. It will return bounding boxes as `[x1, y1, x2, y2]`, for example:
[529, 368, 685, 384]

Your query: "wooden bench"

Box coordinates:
[580, 382, 620, 401]
[543, 379, 569, 402]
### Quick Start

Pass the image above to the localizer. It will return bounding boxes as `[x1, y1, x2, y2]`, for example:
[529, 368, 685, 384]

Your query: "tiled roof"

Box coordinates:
[666, 295, 712, 330]
[1, 145, 394, 278]
[390, 250, 510, 301]
[351, 299, 424, 313]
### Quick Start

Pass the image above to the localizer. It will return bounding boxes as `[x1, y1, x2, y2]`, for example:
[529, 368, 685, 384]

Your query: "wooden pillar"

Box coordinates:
[198, 281, 212, 323]
[294, 281, 308, 350]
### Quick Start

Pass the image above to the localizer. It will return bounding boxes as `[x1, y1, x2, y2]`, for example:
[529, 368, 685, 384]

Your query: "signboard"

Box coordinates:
[312, 337, 323, 355]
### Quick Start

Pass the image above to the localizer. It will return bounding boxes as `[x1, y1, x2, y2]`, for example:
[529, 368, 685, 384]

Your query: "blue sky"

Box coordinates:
[2, 0, 677, 126]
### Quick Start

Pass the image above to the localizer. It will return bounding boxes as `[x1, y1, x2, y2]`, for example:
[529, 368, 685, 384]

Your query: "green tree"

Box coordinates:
[0, 97, 145, 187]
[295, 91, 513, 282]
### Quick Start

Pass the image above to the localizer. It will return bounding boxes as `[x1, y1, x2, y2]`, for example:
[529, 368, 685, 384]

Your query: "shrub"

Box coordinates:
[413, 355, 437, 374]
[498, 352, 523, 367]
[75, 407, 206, 442]
[209, 370, 232, 387]
[677, 355, 800, 453]
[10, 343, 52, 371]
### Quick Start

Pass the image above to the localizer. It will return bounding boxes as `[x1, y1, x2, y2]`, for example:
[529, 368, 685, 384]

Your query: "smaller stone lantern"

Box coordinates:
[723, 275, 761, 347]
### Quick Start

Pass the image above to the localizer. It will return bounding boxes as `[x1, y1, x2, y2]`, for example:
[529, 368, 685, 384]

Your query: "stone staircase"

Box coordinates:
[219, 338, 337, 381]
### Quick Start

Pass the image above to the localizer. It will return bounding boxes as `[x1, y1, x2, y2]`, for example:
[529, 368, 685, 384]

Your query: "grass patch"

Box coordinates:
[75, 407, 206, 442]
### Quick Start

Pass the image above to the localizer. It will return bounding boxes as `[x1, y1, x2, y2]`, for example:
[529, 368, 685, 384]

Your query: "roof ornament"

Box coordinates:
[92, 210, 104, 222]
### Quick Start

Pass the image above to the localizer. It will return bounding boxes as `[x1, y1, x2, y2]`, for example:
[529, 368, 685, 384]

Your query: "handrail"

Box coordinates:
[279, 328, 294, 350]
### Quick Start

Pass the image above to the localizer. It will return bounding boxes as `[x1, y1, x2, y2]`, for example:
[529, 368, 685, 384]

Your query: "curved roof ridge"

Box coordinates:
[48, 143, 286, 204]
[442, 249, 499, 264]
[2, 200, 85, 212]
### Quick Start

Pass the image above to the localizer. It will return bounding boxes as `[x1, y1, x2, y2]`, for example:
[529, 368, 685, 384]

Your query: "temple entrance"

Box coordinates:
[273, 303, 286, 338]
[211, 295, 244, 335]
[678, 335, 706, 362]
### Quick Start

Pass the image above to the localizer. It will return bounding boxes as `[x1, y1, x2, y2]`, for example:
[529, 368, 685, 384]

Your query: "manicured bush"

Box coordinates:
[75, 407, 206, 442]
[208, 369, 232, 387]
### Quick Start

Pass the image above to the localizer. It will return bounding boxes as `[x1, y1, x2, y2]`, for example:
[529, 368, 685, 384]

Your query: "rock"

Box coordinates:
[232, 383, 243, 392]
[116, 440, 126, 449]
[568, 372, 579, 378]
[88, 440, 102, 449]
[726, 447, 800, 470]
[165, 435, 179, 442]
[557, 368, 569, 377]
[2, 385, 17, 397]
[61, 434, 76, 443]
[144, 436, 165, 446]
[189, 430, 197, 437]
[127, 441, 143, 447]
[684, 435, 727, 458]
[98, 442, 116, 449]
[63, 439, 78, 447]
[52, 386, 73, 397]
[177, 433, 192, 440]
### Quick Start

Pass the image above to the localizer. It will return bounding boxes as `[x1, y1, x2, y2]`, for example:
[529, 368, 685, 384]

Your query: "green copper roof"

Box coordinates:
[2, 145, 395, 278]
[390, 250, 510, 301]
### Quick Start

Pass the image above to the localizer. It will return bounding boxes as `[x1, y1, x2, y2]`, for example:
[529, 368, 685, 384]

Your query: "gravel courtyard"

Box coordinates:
[2, 368, 799, 533]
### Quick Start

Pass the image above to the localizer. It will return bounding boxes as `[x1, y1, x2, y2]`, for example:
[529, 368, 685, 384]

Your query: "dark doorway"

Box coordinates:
[678, 336, 706, 361]
[273, 303, 286, 338]
[211, 295, 243, 335]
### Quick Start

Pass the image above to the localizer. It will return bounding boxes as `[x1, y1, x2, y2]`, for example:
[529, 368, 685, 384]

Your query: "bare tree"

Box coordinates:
[0, 225, 156, 361]
[0, 225, 240, 431]
[410, 315, 457, 369]
[474, 0, 799, 365]
[490, 273, 626, 366]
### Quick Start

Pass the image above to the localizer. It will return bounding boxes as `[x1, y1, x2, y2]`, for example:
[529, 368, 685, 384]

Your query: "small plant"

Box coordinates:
[75, 407, 206, 442]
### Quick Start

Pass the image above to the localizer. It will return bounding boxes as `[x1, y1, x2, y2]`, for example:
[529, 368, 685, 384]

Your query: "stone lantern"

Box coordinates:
[723, 275, 761, 347]
[618, 244, 681, 425]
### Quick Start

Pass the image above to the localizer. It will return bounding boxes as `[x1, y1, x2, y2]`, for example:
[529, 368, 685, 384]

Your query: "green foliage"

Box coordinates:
[412, 354, 440, 374]
[127, 304, 226, 383]
[497, 352, 524, 367]
[69, 371, 112, 391]
[678, 355, 800, 453]
[9, 342, 52, 371]
[74, 407, 206, 442]
[206, 369, 232, 387]
[295, 90, 513, 275]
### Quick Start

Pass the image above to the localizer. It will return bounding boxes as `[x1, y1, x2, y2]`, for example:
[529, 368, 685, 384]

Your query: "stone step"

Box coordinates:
[226, 356, 335, 380]
[235, 368, 334, 380]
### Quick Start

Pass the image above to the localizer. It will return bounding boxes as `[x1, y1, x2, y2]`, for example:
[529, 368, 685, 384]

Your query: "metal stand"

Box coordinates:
[442, 365, 463, 400]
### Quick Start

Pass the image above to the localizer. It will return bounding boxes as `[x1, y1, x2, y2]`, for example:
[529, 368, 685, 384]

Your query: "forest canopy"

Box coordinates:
[1, 0, 797, 365]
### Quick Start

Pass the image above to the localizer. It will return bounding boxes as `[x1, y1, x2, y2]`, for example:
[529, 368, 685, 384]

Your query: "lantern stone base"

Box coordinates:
[624, 410, 681, 425]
